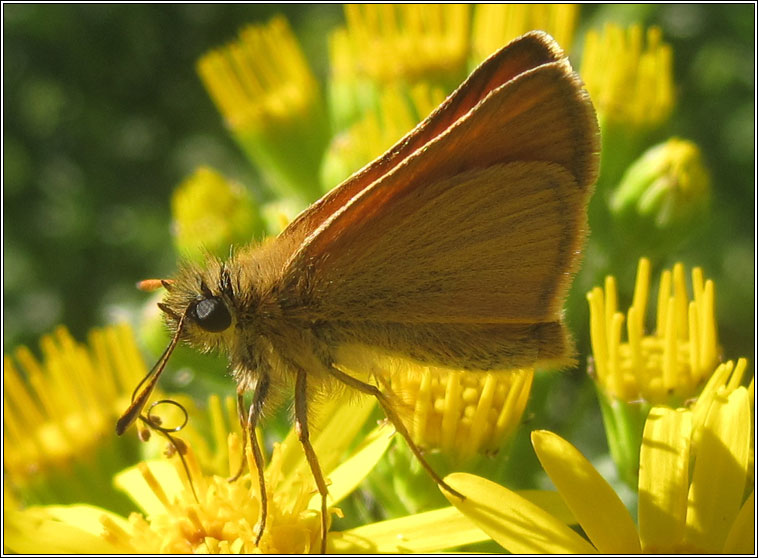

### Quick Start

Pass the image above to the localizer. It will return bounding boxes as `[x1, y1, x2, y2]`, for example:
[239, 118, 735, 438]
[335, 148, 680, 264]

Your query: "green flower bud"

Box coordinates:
[260, 197, 305, 236]
[171, 166, 262, 262]
[610, 139, 711, 241]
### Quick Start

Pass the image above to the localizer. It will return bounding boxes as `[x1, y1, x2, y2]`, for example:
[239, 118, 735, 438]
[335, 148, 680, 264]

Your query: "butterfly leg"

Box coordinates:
[228, 388, 248, 482]
[327, 364, 465, 500]
[229, 376, 270, 546]
[294, 367, 330, 554]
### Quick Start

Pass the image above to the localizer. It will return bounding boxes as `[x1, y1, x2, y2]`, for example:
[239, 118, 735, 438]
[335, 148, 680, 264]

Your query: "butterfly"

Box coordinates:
[118, 31, 599, 553]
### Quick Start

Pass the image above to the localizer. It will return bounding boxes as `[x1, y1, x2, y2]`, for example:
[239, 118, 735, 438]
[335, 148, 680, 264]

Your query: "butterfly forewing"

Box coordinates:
[280, 31, 574, 248]
[277, 33, 598, 371]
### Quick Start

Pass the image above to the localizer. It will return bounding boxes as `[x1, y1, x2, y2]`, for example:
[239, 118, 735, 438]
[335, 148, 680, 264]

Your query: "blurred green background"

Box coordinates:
[4, 3, 754, 367]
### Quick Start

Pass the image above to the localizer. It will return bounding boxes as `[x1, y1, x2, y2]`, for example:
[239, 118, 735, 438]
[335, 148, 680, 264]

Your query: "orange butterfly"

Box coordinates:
[118, 31, 599, 553]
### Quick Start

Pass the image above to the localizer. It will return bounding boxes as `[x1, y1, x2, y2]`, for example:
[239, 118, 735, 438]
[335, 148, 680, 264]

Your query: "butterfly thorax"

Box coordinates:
[157, 237, 330, 394]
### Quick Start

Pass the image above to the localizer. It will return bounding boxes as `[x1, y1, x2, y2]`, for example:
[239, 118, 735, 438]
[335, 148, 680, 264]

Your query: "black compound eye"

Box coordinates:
[191, 296, 231, 333]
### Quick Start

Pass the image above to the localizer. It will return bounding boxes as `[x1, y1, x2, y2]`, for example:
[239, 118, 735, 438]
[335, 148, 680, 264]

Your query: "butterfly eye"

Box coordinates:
[191, 296, 231, 333]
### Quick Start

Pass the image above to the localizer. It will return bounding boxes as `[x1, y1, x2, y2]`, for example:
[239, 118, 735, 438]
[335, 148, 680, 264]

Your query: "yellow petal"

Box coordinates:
[638, 407, 692, 551]
[330, 506, 488, 553]
[723, 491, 755, 554]
[114, 460, 184, 516]
[531, 430, 641, 553]
[441, 472, 597, 554]
[309, 423, 393, 508]
[5, 505, 128, 554]
[685, 387, 752, 552]
[517, 489, 577, 526]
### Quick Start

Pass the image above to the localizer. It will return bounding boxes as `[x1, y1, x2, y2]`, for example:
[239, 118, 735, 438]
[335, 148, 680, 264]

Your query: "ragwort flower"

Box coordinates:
[586, 257, 721, 485]
[442, 374, 754, 553]
[4, 324, 151, 513]
[5, 389, 491, 554]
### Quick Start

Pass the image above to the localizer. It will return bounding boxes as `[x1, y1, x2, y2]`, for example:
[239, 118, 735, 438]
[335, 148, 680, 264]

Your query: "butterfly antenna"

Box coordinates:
[116, 307, 189, 435]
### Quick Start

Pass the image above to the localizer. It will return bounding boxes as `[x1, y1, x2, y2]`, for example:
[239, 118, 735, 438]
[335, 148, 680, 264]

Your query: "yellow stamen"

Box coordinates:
[587, 258, 721, 404]
[197, 16, 318, 134]
[582, 24, 674, 129]
[472, 4, 579, 63]
[4, 324, 147, 484]
[197, 16, 328, 201]
[335, 4, 470, 86]
[389, 364, 534, 461]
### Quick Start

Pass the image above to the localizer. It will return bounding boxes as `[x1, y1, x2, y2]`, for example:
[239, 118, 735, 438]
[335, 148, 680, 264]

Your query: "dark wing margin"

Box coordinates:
[278, 31, 579, 248]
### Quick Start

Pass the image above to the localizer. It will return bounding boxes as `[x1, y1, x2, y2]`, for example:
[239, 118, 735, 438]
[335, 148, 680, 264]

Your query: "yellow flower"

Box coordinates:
[442, 382, 754, 553]
[104, 396, 387, 554]
[327, 4, 469, 132]
[5, 391, 492, 554]
[197, 16, 329, 202]
[688, 359, 755, 493]
[3, 324, 149, 511]
[639, 397, 752, 553]
[332, 4, 470, 87]
[587, 257, 720, 405]
[328, 4, 579, 133]
[691, 358, 751, 440]
[581, 23, 675, 186]
[471, 4, 579, 64]
[581, 23, 674, 130]
[387, 363, 534, 463]
[587, 257, 722, 486]
[339, 343, 535, 468]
